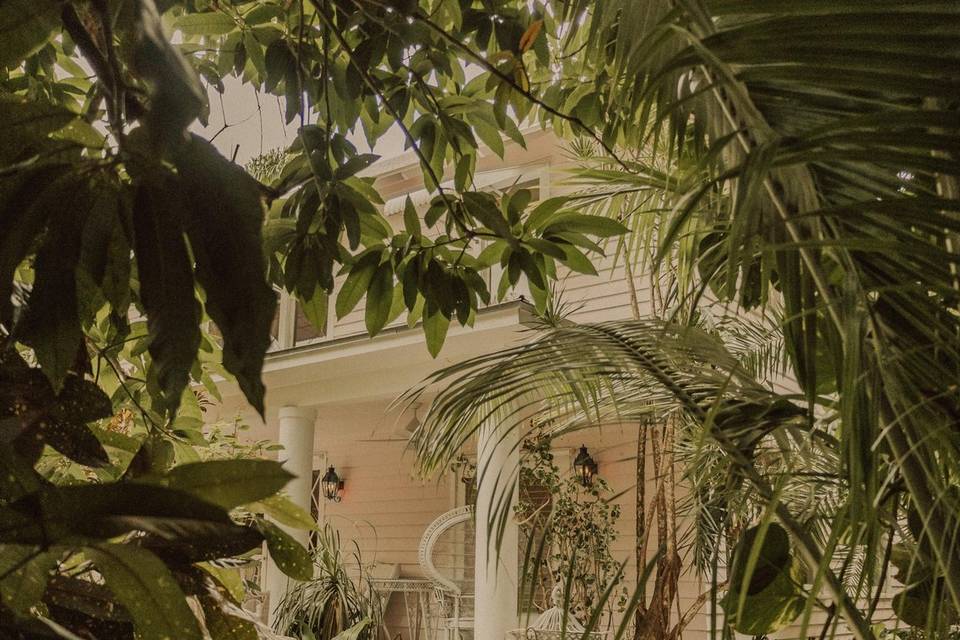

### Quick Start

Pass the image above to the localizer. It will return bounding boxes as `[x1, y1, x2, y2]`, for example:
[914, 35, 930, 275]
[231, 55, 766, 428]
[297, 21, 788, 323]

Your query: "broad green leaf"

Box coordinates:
[0, 0, 61, 69]
[463, 191, 516, 246]
[403, 196, 421, 238]
[524, 197, 568, 231]
[15, 173, 90, 392]
[85, 544, 203, 640]
[0, 163, 71, 325]
[0, 443, 42, 502]
[558, 243, 598, 276]
[5, 482, 235, 545]
[0, 96, 75, 165]
[543, 213, 628, 238]
[256, 519, 313, 581]
[297, 287, 328, 335]
[523, 237, 566, 260]
[721, 523, 804, 635]
[199, 594, 259, 640]
[174, 135, 276, 417]
[132, 178, 201, 416]
[423, 306, 450, 358]
[199, 563, 246, 604]
[336, 252, 380, 319]
[164, 459, 294, 510]
[335, 153, 380, 180]
[332, 619, 372, 640]
[174, 12, 237, 36]
[249, 494, 316, 530]
[0, 545, 60, 614]
[128, 0, 204, 151]
[365, 263, 394, 336]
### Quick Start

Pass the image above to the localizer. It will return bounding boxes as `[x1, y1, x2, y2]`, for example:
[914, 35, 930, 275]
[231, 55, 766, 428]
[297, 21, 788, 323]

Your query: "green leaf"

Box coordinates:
[365, 262, 394, 336]
[164, 459, 294, 510]
[255, 519, 313, 581]
[248, 494, 316, 530]
[132, 178, 201, 416]
[15, 173, 89, 392]
[544, 213, 628, 238]
[173, 12, 237, 36]
[174, 135, 276, 417]
[335, 153, 380, 180]
[403, 196, 421, 238]
[5, 482, 235, 545]
[558, 243, 598, 276]
[0, 0, 61, 69]
[0, 96, 75, 165]
[199, 563, 246, 604]
[199, 594, 259, 640]
[423, 306, 450, 358]
[336, 252, 380, 319]
[524, 197, 569, 231]
[128, 0, 204, 151]
[264, 39, 295, 94]
[721, 523, 804, 635]
[297, 287, 328, 335]
[0, 545, 60, 614]
[463, 191, 516, 246]
[332, 619, 372, 640]
[85, 543, 203, 640]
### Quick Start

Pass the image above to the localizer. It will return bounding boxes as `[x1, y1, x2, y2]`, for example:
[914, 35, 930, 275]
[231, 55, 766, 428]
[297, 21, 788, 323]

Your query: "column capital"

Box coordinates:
[278, 405, 317, 423]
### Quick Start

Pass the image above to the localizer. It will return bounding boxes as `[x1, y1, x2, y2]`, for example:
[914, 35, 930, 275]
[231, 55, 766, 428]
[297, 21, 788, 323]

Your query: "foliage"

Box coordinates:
[412, 1, 960, 638]
[516, 435, 627, 624]
[272, 524, 382, 640]
[0, 0, 626, 635]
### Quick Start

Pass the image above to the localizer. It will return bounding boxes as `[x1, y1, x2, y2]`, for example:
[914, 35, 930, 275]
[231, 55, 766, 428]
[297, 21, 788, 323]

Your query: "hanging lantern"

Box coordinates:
[573, 445, 597, 487]
[321, 466, 344, 502]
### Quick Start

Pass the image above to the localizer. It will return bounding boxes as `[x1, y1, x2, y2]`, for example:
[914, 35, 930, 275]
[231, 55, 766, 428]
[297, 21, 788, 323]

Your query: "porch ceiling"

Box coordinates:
[210, 301, 535, 426]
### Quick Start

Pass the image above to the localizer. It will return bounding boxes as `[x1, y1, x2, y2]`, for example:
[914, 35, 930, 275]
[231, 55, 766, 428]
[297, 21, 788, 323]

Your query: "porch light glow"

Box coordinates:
[573, 445, 598, 487]
[321, 466, 344, 502]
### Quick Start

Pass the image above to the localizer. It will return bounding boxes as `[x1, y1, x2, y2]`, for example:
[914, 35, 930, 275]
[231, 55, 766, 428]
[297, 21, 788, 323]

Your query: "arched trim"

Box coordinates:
[417, 505, 475, 594]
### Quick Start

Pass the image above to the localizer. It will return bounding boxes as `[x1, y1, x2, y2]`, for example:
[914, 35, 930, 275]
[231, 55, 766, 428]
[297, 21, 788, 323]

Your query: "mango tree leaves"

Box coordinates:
[13, 170, 97, 391]
[336, 251, 381, 320]
[162, 459, 294, 510]
[173, 135, 276, 417]
[84, 543, 203, 640]
[255, 519, 312, 581]
[721, 523, 805, 635]
[125, 0, 204, 151]
[365, 262, 395, 335]
[132, 177, 201, 416]
[297, 287, 329, 336]
[0, 0, 62, 69]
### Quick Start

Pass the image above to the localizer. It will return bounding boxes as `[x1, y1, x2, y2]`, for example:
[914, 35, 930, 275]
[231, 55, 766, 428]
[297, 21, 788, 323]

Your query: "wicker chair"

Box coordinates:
[417, 505, 476, 640]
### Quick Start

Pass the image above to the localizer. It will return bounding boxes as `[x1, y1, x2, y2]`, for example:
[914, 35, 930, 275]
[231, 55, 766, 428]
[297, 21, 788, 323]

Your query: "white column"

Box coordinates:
[474, 417, 520, 640]
[265, 405, 317, 627]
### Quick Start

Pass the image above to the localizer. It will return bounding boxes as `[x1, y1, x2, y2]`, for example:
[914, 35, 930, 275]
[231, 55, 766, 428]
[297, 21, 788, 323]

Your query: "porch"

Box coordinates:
[208, 301, 687, 640]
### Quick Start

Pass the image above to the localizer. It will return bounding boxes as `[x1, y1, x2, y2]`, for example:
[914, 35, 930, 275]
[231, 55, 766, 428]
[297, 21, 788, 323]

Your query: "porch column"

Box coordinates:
[474, 416, 520, 640]
[265, 405, 317, 626]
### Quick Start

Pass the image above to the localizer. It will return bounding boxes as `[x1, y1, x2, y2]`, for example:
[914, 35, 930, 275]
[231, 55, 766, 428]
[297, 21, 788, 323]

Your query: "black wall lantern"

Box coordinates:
[573, 445, 598, 487]
[321, 466, 344, 502]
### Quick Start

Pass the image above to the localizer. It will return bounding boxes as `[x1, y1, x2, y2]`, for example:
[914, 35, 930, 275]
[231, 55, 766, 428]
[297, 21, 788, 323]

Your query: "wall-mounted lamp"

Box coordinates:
[573, 445, 598, 487]
[321, 466, 344, 502]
